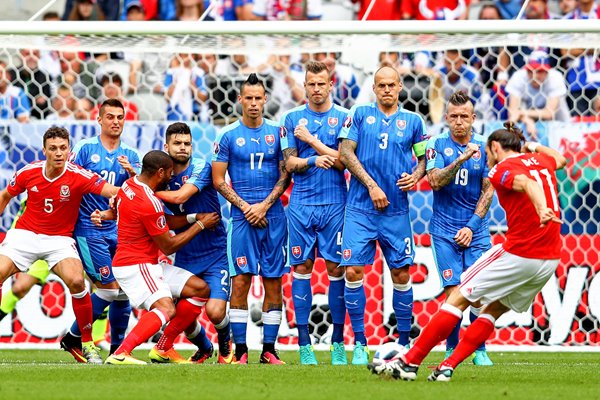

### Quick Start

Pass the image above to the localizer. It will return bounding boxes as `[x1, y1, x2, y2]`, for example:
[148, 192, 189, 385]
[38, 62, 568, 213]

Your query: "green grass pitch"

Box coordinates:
[0, 350, 598, 400]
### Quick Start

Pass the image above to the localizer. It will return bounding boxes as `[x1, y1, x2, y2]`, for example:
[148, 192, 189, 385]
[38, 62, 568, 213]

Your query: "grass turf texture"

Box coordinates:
[0, 350, 598, 400]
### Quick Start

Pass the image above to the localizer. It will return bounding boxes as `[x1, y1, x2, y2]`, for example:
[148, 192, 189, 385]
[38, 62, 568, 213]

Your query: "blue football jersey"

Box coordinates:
[280, 104, 348, 205]
[163, 157, 227, 264]
[72, 136, 141, 236]
[426, 132, 490, 236]
[213, 119, 285, 219]
[338, 103, 427, 215]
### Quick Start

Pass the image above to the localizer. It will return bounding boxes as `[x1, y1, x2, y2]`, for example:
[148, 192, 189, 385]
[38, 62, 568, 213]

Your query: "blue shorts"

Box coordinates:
[227, 214, 289, 278]
[175, 250, 230, 301]
[287, 203, 344, 265]
[432, 233, 492, 287]
[75, 234, 117, 285]
[340, 209, 414, 269]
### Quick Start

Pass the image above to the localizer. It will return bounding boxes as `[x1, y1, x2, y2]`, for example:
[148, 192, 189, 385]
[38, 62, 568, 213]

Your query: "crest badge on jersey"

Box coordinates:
[328, 117, 338, 127]
[442, 269, 453, 281]
[99, 266, 111, 279]
[342, 116, 352, 129]
[91, 154, 100, 163]
[292, 246, 302, 258]
[156, 215, 166, 230]
[279, 126, 287, 138]
[236, 137, 246, 147]
[236, 256, 248, 268]
[426, 148, 437, 161]
[366, 116, 376, 125]
[60, 185, 70, 198]
[265, 134, 275, 146]
[342, 249, 352, 261]
[182, 175, 189, 184]
[298, 118, 308, 126]
[472, 150, 481, 161]
[396, 120, 406, 130]
[444, 147, 454, 157]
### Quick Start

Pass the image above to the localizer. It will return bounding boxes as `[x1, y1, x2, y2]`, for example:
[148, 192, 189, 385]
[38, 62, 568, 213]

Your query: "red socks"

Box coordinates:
[71, 291, 93, 342]
[404, 304, 462, 366]
[441, 315, 495, 370]
[115, 308, 169, 355]
[157, 298, 204, 351]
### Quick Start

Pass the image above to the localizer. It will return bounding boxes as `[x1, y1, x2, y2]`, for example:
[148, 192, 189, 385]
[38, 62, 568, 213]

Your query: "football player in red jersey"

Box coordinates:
[373, 122, 566, 382]
[0, 126, 118, 364]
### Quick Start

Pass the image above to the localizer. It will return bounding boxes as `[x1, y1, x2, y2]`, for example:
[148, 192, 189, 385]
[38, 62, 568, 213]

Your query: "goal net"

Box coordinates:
[0, 20, 598, 349]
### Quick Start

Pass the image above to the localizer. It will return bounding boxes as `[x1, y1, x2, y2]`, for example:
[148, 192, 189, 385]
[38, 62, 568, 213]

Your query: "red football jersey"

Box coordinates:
[7, 161, 106, 237]
[112, 176, 169, 267]
[488, 153, 561, 259]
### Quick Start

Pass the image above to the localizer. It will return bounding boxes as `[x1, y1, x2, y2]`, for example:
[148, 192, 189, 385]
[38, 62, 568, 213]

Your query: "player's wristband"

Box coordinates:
[527, 142, 539, 153]
[466, 215, 483, 232]
[307, 156, 317, 167]
[186, 213, 196, 224]
[196, 220, 205, 230]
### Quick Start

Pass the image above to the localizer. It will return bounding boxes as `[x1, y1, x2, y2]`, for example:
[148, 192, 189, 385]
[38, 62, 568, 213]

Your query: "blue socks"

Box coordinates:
[292, 272, 312, 346]
[328, 275, 346, 344]
[345, 279, 366, 345]
[108, 299, 131, 348]
[393, 282, 413, 346]
[263, 309, 282, 345]
[229, 308, 248, 345]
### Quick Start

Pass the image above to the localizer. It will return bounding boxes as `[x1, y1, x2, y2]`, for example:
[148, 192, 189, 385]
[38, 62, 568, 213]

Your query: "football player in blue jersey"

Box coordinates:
[425, 91, 495, 366]
[280, 61, 349, 365]
[61, 98, 141, 361]
[338, 66, 428, 365]
[212, 74, 291, 364]
[151, 122, 234, 364]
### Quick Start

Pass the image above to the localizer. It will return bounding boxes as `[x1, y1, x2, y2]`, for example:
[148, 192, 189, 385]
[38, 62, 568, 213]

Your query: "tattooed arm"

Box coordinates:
[244, 160, 291, 226]
[339, 138, 389, 211]
[283, 147, 337, 174]
[427, 142, 479, 191]
[454, 178, 495, 248]
[212, 160, 250, 211]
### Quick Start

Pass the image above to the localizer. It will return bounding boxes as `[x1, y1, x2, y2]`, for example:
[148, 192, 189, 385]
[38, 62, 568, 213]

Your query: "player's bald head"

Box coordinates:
[374, 65, 401, 84]
[141, 150, 173, 176]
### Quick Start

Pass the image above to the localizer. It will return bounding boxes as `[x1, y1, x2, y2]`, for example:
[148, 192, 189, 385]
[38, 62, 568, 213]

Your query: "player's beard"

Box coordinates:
[157, 176, 170, 192]
[172, 154, 190, 165]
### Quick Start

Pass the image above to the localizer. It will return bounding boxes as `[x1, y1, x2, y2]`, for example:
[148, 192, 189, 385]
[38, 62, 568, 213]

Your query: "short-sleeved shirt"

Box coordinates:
[505, 69, 571, 122]
[7, 161, 106, 237]
[163, 158, 227, 264]
[280, 104, 348, 205]
[338, 102, 427, 216]
[71, 136, 141, 236]
[213, 118, 284, 219]
[426, 132, 489, 236]
[0, 85, 31, 119]
[112, 177, 169, 267]
[488, 152, 561, 259]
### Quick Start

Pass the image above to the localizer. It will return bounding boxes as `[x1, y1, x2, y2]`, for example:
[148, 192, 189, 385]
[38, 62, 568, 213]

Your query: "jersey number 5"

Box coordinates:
[44, 198, 53, 213]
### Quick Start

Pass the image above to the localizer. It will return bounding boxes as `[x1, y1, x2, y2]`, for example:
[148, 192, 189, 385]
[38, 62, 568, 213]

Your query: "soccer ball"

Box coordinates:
[373, 341, 407, 365]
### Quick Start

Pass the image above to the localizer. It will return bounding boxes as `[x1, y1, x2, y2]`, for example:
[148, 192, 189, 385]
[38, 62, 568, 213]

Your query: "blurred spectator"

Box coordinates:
[75, 98, 94, 120]
[90, 73, 139, 120]
[522, 0, 556, 19]
[121, 0, 160, 20]
[205, 0, 255, 20]
[57, 49, 91, 100]
[314, 52, 359, 109]
[563, 0, 600, 19]
[66, 0, 107, 21]
[0, 61, 31, 122]
[402, 0, 469, 20]
[494, 0, 521, 19]
[64, 0, 120, 20]
[435, 50, 488, 118]
[39, 12, 62, 80]
[265, 54, 304, 118]
[175, 0, 204, 20]
[558, 0, 577, 16]
[355, 0, 402, 19]
[506, 51, 570, 138]
[253, 0, 323, 20]
[164, 54, 208, 121]
[10, 49, 54, 120]
[123, 0, 146, 20]
[566, 50, 600, 116]
[46, 85, 77, 121]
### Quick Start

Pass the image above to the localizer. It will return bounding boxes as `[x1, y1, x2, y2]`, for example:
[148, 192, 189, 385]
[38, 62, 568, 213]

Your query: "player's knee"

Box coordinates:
[206, 303, 226, 323]
[66, 278, 86, 293]
[161, 303, 177, 320]
[345, 267, 363, 282]
[12, 281, 33, 298]
[391, 267, 410, 284]
[293, 263, 313, 275]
